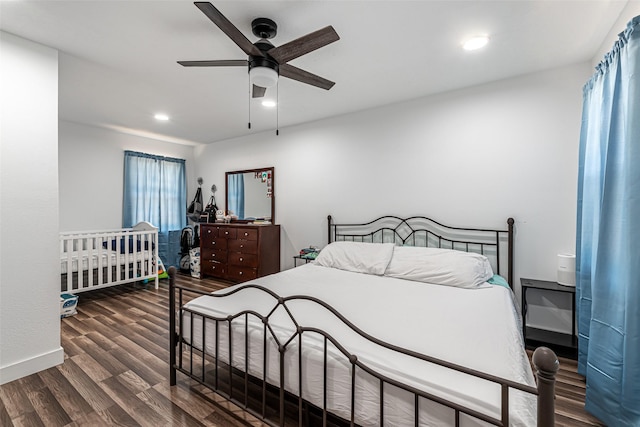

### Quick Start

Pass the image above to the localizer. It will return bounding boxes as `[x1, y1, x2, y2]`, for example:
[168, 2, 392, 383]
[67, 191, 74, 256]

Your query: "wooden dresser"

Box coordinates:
[200, 223, 280, 282]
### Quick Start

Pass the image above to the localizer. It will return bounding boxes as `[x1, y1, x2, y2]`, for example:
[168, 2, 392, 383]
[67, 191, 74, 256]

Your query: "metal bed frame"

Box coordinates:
[169, 215, 559, 427]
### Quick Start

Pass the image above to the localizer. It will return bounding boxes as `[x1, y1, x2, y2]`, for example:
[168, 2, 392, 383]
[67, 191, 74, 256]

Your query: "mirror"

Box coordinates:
[225, 167, 275, 223]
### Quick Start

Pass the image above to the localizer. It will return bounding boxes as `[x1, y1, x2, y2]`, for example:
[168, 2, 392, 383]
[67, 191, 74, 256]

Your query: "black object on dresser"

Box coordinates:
[200, 223, 280, 282]
[521, 278, 577, 359]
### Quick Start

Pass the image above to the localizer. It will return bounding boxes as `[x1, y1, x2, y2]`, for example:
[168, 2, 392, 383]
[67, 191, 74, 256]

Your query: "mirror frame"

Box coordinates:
[225, 167, 275, 223]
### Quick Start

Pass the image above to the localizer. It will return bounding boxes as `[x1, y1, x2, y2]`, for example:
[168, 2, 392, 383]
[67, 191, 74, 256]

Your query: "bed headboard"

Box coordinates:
[328, 215, 515, 288]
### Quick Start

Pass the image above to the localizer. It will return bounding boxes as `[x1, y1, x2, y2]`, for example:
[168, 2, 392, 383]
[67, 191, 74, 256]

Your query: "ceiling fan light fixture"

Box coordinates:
[250, 66, 278, 88]
[462, 35, 489, 51]
[261, 100, 277, 108]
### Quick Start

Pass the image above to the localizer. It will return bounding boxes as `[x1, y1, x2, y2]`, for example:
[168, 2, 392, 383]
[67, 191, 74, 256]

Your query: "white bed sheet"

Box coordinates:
[60, 250, 152, 274]
[182, 264, 536, 426]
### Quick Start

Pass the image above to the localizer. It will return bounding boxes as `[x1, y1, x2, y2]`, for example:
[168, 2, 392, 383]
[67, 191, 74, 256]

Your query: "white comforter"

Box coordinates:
[182, 263, 535, 426]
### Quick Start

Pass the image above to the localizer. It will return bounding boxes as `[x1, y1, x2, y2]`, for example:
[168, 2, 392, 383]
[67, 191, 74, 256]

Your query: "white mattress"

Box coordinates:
[182, 264, 535, 426]
[60, 250, 152, 274]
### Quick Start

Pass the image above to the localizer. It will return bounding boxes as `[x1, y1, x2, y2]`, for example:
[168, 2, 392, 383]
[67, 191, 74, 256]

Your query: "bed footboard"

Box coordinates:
[167, 268, 558, 427]
[60, 222, 159, 294]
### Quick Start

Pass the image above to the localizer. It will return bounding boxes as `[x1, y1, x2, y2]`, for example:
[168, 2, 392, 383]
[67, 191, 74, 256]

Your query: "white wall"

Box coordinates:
[194, 62, 592, 334]
[59, 121, 198, 231]
[0, 32, 63, 384]
[592, 1, 640, 67]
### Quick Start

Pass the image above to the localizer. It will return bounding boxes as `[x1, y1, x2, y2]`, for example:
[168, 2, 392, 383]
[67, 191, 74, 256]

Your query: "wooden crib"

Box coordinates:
[60, 221, 159, 294]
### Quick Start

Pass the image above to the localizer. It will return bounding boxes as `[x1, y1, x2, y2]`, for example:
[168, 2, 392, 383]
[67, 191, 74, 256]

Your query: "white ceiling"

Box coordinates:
[0, 0, 629, 145]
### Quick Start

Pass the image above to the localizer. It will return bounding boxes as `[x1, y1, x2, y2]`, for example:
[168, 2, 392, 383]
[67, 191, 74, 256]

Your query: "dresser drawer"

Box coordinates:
[227, 266, 257, 282]
[201, 248, 227, 264]
[228, 238, 258, 254]
[218, 227, 237, 239]
[202, 237, 227, 251]
[227, 252, 258, 268]
[235, 228, 258, 241]
[201, 260, 226, 278]
[202, 226, 218, 238]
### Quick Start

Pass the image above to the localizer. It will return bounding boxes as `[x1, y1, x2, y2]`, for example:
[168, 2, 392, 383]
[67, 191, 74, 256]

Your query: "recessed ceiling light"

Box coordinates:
[261, 100, 277, 108]
[154, 113, 169, 121]
[462, 36, 489, 51]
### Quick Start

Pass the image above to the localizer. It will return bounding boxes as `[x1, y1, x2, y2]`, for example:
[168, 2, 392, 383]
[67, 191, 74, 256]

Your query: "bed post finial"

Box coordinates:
[532, 346, 559, 427]
[168, 266, 177, 386]
[328, 215, 333, 244]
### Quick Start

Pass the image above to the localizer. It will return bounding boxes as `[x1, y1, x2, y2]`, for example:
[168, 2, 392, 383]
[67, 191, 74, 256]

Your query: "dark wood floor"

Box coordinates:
[1, 273, 604, 426]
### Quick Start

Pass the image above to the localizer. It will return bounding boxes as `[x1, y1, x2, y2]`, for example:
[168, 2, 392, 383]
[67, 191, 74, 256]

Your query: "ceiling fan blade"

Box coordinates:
[279, 64, 335, 90]
[177, 60, 248, 67]
[252, 85, 267, 98]
[194, 2, 263, 57]
[267, 26, 339, 64]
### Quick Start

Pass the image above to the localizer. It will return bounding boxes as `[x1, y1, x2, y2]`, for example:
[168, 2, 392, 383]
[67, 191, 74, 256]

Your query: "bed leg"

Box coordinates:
[168, 266, 177, 386]
[533, 346, 559, 427]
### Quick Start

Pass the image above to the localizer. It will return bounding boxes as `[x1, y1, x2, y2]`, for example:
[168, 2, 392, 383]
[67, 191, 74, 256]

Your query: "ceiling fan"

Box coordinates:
[178, 2, 340, 99]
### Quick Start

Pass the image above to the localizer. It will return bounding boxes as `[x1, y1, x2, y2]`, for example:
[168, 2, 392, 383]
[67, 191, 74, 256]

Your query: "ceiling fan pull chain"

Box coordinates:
[248, 77, 252, 129]
[276, 83, 279, 136]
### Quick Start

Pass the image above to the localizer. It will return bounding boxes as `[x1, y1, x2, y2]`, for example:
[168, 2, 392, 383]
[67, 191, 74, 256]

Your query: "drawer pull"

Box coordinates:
[225, 231, 229, 235]
[244, 232, 248, 236]
[240, 244, 244, 248]
[207, 230, 211, 234]
[239, 257, 243, 262]
[212, 241, 216, 245]
[239, 271, 243, 275]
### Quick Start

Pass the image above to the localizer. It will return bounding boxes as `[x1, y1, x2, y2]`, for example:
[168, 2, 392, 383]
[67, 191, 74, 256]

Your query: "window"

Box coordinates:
[122, 150, 186, 232]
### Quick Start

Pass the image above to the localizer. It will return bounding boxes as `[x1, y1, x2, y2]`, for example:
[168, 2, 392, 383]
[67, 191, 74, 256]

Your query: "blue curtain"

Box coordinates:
[576, 16, 640, 427]
[123, 150, 186, 228]
[228, 173, 245, 219]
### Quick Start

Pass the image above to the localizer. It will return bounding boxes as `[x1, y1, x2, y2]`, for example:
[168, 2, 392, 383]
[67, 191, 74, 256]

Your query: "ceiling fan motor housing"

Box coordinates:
[251, 17, 277, 39]
[249, 40, 279, 75]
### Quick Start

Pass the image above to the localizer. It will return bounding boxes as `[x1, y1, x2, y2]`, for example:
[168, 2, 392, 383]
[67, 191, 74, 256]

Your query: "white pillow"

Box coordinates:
[314, 241, 395, 275]
[384, 246, 494, 288]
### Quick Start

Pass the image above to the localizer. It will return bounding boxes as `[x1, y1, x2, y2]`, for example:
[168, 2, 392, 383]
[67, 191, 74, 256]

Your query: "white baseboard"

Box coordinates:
[0, 346, 64, 385]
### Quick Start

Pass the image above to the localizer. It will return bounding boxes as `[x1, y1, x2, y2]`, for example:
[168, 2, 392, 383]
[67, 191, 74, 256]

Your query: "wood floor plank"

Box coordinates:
[0, 392, 14, 427]
[0, 380, 36, 420]
[26, 387, 72, 427]
[96, 375, 144, 420]
[72, 335, 128, 377]
[10, 410, 46, 427]
[136, 387, 206, 426]
[37, 367, 94, 422]
[96, 403, 142, 426]
[108, 343, 166, 387]
[115, 370, 152, 395]
[70, 352, 113, 383]
[56, 358, 117, 412]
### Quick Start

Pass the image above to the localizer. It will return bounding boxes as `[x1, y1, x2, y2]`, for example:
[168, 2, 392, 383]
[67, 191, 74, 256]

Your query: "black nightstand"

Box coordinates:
[520, 278, 577, 358]
[293, 255, 312, 267]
